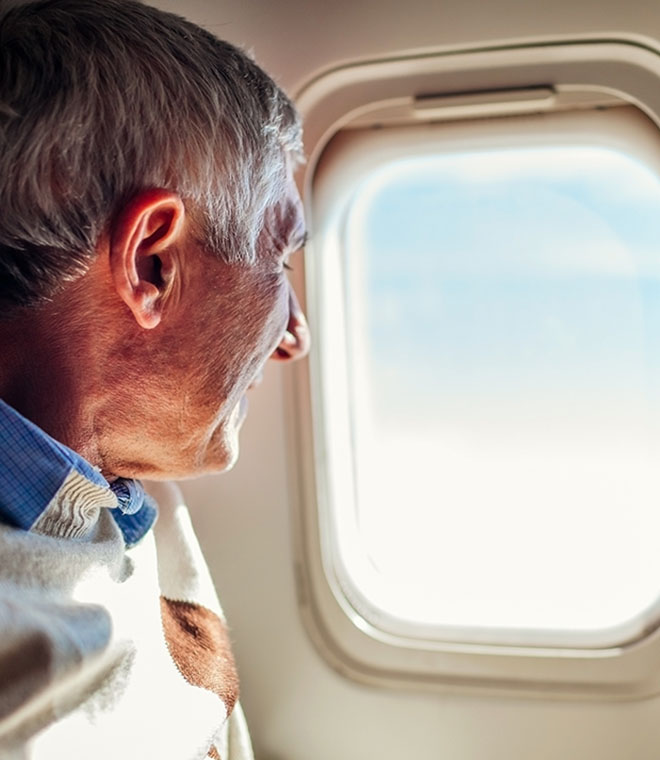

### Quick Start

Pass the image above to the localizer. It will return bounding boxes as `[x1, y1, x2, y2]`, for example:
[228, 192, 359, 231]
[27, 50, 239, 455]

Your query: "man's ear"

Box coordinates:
[109, 190, 186, 329]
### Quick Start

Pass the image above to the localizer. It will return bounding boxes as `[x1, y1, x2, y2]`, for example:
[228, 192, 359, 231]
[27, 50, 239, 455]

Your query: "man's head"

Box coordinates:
[0, 0, 310, 479]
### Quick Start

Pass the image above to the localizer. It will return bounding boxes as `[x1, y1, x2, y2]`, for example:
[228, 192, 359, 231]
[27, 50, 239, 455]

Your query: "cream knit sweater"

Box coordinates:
[0, 479, 253, 760]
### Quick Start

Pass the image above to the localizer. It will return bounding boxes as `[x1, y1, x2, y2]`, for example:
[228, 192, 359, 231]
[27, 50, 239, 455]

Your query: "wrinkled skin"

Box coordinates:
[0, 177, 310, 480]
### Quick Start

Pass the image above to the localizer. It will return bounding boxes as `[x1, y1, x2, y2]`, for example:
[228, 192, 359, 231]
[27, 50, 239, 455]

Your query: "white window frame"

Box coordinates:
[285, 40, 660, 698]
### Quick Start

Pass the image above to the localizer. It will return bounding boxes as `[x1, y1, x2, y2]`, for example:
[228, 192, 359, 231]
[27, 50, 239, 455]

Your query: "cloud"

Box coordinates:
[349, 145, 660, 280]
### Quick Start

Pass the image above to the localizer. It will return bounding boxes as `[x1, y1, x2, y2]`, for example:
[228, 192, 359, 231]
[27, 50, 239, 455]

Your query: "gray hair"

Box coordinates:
[0, 0, 303, 308]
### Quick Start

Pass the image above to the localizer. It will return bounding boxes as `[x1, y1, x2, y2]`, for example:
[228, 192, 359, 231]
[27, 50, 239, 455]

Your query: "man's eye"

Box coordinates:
[283, 261, 294, 272]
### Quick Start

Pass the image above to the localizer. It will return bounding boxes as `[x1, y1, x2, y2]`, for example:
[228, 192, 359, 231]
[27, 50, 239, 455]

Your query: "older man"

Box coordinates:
[0, 0, 309, 757]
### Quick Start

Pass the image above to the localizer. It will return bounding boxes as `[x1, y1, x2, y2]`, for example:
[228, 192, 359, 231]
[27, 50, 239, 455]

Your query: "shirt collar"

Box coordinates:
[0, 398, 156, 546]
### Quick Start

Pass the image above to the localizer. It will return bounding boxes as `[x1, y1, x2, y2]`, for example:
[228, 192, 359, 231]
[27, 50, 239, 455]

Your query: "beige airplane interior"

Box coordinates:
[151, 0, 660, 758]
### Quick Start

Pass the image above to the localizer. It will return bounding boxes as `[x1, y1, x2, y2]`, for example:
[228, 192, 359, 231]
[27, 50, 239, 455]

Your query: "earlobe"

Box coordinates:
[109, 190, 186, 330]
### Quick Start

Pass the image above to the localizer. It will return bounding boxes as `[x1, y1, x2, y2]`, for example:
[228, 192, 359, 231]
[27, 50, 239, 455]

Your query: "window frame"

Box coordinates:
[286, 40, 660, 698]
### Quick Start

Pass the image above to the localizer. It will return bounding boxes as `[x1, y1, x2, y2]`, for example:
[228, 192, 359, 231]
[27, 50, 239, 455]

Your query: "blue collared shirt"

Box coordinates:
[0, 399, 157, 546]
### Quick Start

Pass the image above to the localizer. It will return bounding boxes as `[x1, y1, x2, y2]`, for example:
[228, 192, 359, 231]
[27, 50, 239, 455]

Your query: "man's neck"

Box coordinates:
[0, 304, 103, 469]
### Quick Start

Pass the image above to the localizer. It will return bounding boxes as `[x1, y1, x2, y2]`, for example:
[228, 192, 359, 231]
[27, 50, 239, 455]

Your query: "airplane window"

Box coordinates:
[331, 144, 660, 647]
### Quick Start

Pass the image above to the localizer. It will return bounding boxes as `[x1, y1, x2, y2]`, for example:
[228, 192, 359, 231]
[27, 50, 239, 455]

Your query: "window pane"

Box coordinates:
[340, 146, 660, 643]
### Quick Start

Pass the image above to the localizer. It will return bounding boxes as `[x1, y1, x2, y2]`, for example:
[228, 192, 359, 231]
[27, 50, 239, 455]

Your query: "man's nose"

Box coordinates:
[271, 286, 310, 362]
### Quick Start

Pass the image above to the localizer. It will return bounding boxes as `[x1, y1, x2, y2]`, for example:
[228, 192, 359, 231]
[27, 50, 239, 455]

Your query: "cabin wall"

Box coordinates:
[155, 0, 660, 95]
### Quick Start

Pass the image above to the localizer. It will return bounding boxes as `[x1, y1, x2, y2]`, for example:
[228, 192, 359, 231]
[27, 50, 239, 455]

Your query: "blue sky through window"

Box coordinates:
[343, 146, 660, 637]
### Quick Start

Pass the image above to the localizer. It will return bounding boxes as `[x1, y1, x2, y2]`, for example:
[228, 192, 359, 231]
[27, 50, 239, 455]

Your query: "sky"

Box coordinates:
[336, 145, 660, 640]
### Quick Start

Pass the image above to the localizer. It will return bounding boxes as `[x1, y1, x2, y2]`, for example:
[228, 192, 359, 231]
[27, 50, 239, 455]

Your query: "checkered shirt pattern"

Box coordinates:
[0, 398, 156, 546]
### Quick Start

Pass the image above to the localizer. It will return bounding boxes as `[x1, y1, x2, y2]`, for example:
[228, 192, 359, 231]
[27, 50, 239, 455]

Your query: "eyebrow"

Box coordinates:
[290, 229, 309, 252]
